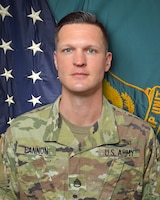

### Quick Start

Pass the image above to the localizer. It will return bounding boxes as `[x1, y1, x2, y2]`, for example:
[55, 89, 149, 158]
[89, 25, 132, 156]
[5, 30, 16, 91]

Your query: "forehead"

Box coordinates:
[58, 24, 104, 41]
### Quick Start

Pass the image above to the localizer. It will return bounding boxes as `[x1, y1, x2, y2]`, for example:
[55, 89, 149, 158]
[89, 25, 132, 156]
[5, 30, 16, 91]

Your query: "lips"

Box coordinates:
[72, 72, 89, 78]
[73, 72, 87, 75]
[72, 71, 89, 75]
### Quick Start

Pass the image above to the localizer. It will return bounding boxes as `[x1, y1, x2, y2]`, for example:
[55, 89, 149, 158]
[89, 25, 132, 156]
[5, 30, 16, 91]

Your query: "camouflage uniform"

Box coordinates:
[0, 96, 160, 200]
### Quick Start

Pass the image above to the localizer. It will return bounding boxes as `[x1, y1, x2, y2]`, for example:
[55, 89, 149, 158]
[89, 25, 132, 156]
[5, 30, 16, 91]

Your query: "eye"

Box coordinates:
[63, 48, 72, 53]
[87, 48, 96, 54]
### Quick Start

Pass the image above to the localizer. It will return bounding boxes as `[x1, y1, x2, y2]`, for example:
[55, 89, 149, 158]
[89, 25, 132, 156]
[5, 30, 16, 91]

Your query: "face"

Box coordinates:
[54, 24, 112, 96]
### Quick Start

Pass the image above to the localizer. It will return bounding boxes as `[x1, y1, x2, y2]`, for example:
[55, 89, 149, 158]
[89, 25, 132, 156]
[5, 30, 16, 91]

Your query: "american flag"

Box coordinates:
[0, 0, 62, 135]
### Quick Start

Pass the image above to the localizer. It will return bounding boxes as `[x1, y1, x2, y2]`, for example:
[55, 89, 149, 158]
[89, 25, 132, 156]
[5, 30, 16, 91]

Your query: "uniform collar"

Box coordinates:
[43, 96, 120, 151]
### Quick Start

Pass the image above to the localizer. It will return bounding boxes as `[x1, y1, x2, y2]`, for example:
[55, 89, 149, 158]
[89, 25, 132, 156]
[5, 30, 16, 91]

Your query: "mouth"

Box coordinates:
[72, 72, 89, 78]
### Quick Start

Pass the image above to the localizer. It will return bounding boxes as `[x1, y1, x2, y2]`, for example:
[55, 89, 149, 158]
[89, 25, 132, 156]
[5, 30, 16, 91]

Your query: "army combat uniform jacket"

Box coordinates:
[0, 96, 160, 200]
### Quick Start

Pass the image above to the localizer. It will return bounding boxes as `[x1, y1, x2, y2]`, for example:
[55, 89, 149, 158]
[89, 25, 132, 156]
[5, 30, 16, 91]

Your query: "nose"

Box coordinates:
[73, 50, 86, 67]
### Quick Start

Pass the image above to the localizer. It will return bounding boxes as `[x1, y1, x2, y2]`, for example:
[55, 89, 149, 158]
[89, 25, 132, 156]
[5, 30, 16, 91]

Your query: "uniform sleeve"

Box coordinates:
[142, 127, 160, 200]
[0, 130, 19, 200]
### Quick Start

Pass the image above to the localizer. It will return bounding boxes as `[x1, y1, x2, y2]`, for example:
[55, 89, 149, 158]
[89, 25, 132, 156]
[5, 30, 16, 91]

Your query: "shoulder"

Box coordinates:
[2, 103, 53, 142]
[104, 98, 154, 139]
[11, 96, 61, 126]
[113, 103, 150, 128]
[12, 103, 53, 125]
[104, 97, 149, 125]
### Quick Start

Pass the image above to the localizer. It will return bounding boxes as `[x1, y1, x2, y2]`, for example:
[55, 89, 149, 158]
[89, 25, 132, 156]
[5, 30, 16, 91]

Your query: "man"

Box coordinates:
[0, 11, 160, 200]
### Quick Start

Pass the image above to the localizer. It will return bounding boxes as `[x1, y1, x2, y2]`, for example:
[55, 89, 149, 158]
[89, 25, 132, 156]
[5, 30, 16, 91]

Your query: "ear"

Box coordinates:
[54, 51, 58, 70]
[105, 52, 112, 72]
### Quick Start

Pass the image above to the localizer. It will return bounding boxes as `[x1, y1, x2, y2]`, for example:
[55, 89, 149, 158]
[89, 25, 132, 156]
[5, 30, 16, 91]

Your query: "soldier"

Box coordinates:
[0, 11, 160, 200]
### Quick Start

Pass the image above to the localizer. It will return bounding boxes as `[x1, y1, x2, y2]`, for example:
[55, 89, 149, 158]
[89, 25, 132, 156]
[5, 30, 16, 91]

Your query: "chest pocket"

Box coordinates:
[16, 155, 58, 199]
[76, 146, 143, 200]
[99, 149, 143, 200]
[16, 144, 69, 200]
[100, 159, 142, 200]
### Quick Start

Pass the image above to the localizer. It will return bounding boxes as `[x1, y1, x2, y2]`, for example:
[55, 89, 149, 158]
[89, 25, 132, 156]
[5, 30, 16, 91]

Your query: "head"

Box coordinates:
[54, 11, 109, 51]
[54, 11, 112, 97]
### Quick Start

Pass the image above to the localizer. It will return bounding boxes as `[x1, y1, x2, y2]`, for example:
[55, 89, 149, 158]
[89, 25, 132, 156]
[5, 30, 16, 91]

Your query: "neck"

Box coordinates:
[59, 90, 103, 126]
